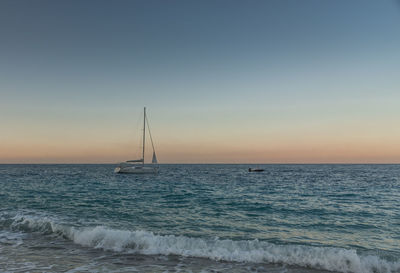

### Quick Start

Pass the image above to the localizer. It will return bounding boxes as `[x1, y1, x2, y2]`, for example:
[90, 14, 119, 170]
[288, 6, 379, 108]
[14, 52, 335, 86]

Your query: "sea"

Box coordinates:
[0, 164, 399, 273]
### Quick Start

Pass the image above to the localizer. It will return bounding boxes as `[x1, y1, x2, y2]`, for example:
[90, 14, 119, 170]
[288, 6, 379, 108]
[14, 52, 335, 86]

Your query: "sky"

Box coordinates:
[1, 0, 400, 163]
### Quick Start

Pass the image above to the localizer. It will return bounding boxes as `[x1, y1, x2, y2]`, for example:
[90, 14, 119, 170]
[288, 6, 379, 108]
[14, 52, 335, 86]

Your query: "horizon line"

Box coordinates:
[1, 162, 399, 165]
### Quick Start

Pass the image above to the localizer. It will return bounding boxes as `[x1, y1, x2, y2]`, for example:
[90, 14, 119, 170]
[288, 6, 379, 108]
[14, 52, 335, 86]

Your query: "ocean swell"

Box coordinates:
[3, 214, 400, 273]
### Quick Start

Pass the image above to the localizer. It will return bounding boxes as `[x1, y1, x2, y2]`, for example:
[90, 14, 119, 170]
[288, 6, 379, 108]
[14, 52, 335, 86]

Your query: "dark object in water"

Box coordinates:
[249, 168, 264, 172]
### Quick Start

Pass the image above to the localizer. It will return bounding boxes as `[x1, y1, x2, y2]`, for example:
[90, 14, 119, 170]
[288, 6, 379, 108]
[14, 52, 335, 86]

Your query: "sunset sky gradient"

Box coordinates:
[1, 0, 400, 163]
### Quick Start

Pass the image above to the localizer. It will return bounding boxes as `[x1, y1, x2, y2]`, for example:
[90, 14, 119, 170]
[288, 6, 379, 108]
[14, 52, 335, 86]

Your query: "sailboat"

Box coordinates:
[114, 107, 159, 174]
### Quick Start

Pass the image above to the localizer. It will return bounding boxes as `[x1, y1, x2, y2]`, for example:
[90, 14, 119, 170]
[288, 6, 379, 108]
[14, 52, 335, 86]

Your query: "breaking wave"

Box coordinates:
[2, 213, 400, 273]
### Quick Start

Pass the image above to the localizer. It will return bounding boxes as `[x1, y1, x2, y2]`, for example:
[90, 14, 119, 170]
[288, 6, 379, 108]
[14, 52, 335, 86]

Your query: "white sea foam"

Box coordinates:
[4, 214, 400, 273]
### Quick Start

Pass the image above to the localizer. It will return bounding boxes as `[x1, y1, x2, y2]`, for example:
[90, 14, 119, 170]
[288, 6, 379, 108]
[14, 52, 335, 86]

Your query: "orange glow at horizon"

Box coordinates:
[1, 108, 400, 164]
[1, 133, 400, 164]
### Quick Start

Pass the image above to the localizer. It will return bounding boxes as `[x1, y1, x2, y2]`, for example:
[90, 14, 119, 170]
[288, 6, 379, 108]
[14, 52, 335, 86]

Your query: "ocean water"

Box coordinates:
[0, 164, 399, 273]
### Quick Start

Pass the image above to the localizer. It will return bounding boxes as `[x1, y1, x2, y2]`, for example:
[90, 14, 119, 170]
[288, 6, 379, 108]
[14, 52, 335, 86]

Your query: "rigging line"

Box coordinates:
[145, 114, 156, 152]
[135, 110, 143, 158]
[143, 107, 146, 164]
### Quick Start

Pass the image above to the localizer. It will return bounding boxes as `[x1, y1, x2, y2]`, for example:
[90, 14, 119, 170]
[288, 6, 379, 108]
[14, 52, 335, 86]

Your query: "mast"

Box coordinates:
[142, 107, 146, 165]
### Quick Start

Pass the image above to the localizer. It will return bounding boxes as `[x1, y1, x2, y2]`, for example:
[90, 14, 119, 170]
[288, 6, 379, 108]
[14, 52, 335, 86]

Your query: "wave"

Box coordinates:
[2, 213, 400, 273]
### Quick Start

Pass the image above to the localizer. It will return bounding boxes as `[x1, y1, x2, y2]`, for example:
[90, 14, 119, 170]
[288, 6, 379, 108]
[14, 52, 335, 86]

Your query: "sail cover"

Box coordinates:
[152, 152, 158, 164]
[127, 159, 144, 163]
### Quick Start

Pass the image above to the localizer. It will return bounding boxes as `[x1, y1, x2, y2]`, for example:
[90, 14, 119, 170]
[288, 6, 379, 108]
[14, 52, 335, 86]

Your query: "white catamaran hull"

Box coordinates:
[114, 166, 158, 174]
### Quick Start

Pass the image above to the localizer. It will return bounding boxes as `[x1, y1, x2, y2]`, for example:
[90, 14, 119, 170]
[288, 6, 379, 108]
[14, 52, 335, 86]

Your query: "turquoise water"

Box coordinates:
[0, 164, 399, 272]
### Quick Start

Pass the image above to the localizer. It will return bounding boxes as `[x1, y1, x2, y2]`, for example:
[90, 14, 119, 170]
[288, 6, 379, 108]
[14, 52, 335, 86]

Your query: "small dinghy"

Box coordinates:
[248, 168, 264, 172]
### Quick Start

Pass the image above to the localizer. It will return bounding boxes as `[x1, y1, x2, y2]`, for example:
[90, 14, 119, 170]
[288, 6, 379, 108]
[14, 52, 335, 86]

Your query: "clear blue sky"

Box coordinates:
[1, 0, 400, 163]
